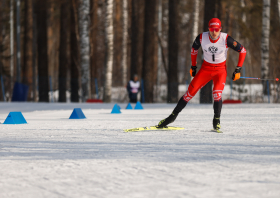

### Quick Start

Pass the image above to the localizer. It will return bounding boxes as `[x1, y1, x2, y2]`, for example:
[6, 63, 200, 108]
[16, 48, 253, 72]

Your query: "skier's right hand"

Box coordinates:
[232, 66, 242, 81]
[190, 66, 197, 77]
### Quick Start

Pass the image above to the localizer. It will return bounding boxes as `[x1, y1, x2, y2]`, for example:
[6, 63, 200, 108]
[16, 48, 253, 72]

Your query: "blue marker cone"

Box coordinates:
[3, 112, 27, 124]
[126, 103, 133, 109]
[111, 104, 121, 114]
[134, 101, 144, 110]
[69, 108, 86, 119]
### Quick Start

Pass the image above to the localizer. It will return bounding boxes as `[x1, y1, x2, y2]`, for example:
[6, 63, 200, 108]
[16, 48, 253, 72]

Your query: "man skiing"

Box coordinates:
[157, 18, 246, 131]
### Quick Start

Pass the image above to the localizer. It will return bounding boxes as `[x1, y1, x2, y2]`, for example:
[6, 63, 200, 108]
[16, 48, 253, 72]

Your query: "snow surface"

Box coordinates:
[0, 102, 280, 198]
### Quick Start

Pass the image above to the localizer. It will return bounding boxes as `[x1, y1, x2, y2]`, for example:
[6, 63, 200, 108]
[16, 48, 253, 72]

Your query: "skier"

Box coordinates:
[157, 18, 246, 131]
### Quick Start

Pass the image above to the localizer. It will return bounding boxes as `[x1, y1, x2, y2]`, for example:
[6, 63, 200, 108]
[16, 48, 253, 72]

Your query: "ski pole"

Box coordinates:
[240, 77, 279, 81]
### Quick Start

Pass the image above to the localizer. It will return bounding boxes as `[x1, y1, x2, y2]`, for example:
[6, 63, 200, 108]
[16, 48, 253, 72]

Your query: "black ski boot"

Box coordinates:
[157, 112, 178, 128]
[213, 116, 221, 130]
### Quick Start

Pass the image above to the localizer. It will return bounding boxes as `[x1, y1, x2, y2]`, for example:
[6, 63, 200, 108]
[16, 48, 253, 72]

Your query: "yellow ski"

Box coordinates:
[124, 126, 184, 132]
[211, 129, 223, 133]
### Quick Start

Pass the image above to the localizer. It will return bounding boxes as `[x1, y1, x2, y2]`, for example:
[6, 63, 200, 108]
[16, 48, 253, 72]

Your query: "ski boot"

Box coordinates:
[157, 112, 178, 128]
[213, 116, 221, 130]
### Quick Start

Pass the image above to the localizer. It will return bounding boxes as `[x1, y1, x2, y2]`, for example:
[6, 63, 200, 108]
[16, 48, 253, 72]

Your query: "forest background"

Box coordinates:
[0, 0, 279, 103]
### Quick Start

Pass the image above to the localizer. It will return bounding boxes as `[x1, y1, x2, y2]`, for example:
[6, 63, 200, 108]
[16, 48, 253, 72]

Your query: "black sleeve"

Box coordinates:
[227, 36, 244, 52]
[191, 34, 201, 50]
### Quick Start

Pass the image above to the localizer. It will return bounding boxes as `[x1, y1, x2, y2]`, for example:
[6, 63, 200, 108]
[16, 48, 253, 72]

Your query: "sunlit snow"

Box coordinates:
[1, 102, 280, 198]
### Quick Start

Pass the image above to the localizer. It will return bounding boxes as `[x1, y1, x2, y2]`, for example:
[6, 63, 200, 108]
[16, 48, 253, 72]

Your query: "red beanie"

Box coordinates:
[208, 18, 222, 28]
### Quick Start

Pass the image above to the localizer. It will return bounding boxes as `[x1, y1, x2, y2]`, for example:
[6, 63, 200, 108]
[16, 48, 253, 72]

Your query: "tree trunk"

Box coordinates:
[32, 0, 37, 102]
[142, 0, 156, 103]
[36, 0, 49, 102]
[48, 1, 60, 98]
[278, 0, 280, 26]
[261, 0, 271, 95]
[188, 0, 199, 84]
[167, 0, 179, 103]
[130, 0, 144, 79]
[59, 1, 70, 102]
[10, 0, 14, 88]
[112, 0, 122, 86]
[192, 0, 199, 47]
[130, 0, 139, 78]
[16, 0, 21, 83]
[200, 0, 216, 104]
[156, 0, 162, 102]
[0, 1, 2, 80]
[78, 0, 90, 102]
[103, 0, 114, 102]
[122, 0, 128, 86]
[90, 0, 98, 98]
[22, 0, 33, 101]
[91, 0, 106, 100]
[70, 0, 79, 102]
[216, 0, 222, 19]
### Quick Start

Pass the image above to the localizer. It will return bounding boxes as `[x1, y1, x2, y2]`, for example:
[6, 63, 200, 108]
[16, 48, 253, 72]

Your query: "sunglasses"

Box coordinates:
[209, 28, 221, 32]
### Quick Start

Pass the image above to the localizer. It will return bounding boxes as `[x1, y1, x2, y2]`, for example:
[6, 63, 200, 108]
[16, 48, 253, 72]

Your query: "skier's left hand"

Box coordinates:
[232, 67, 242, 81]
